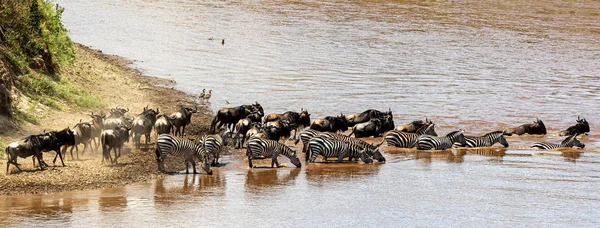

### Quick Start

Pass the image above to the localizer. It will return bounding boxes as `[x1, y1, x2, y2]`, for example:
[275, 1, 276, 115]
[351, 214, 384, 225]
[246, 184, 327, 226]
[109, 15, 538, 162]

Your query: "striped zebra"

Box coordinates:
[416, 130, 466, 150]
[307, 135, 373, 163]
[155, 134, 213, 175]
[531, 135, 585, 150]
[294, 128, 321, 160]
[462, 131, 509, 148]
[201, 133, 225, 166]
[385, 123, 437, 148]
[246, 137, 301, 168]
[320, 132, 386, 162]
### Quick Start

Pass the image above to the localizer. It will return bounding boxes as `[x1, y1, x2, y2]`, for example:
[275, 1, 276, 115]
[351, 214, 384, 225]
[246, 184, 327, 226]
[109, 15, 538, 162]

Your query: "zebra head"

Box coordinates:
[447, 130, 466, 146]
[201, 159, 213, 175]
[417, 123, 437, 136]
[289, 153, 302, 168]
[359, 148, 373, 164]
[563, 135, 585, 149]
[498, 134, 509, 147]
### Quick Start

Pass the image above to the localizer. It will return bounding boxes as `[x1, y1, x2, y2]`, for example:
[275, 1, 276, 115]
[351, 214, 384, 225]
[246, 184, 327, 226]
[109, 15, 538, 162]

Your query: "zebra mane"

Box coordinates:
[484, 131, 504, 137]
[561, 135, 577, 144]
[445, 131, 462, 137]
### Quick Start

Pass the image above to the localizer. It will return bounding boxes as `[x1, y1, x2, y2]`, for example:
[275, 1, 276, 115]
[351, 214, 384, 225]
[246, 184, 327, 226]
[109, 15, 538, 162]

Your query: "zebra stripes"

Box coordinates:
[463, 131, 509, 148]
[417, 130, 466, 150]
[307, 135, 373, 163]
[531, 135, 585, 150]
[202, 134, 223, 166]
[295, 128, 321, 156]
[385, 124, 437, 148]
[155, 134, 213, 175]
[247, 137, 301, 168]
[321, 132, 386, 162]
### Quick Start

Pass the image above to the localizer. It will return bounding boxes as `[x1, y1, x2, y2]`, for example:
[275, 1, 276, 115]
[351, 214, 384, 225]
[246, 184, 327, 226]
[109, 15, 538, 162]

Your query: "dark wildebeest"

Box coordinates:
[345, 108, 393, 127]
[264, 108, 311, 139]
[503, 118, 547, 136]
[101, 125, 131, 164]
[154, 114, 174, 136]
[348, 118, 383, 138]
[264, 120, 294, 142]
[559, 116, 590, 136]
[233, 113, 262, 148]
[170, 106, 197, 137]
[6, 134, 47, 173]
[132, 106, 160, 148]
[395, 118, 433, 133]
[102, 106, 130, 130]
[310, 113, 348, 133]
[48, 128, 77, 166]
[211, 105, 255, 133]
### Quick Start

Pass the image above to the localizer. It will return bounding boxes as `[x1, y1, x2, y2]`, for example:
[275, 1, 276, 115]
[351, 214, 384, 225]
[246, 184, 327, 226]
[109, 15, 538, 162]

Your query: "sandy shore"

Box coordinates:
[0, 44, 216, 195]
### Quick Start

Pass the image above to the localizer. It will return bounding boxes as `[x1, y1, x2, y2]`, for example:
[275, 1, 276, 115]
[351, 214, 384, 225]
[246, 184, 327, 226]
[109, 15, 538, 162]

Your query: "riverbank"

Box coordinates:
[0, 44, 215, 195]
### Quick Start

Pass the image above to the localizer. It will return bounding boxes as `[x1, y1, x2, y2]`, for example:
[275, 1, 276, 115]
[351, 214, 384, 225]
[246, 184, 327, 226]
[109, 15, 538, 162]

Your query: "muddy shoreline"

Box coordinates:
[0, 44, 215, 196]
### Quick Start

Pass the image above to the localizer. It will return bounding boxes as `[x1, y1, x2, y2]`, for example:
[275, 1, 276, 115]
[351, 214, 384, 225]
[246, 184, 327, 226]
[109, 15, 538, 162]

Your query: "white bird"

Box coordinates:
[203, 90, 212, 103]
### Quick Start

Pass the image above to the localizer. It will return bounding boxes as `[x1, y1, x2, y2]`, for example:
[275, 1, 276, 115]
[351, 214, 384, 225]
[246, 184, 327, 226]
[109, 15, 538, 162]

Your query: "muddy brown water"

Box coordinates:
[3, 0, 600, 226]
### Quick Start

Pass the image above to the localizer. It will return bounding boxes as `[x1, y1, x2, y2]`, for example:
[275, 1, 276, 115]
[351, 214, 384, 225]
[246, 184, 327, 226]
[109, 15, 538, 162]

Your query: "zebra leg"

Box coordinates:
[192, 160, 197, 174]
[185, 160, 190, 174]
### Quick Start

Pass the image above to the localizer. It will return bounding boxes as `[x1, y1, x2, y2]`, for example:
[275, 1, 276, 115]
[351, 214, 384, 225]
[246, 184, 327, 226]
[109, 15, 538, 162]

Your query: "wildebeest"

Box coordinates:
[101, 125, 131, 164]
[264, 108, 311, 139]
[503, 118, 547, 136]
[47, 128, 76, 167]
[232, 113, 262, 148]
[559, 116, 590, 136]
[62, 120, 93, 160]
[395, 118, 433, 132]
[154, 114, 174, 136]
[348, 118, 382, 138]
[264, 120, 294, 142]
[6, 134, 47, 173]
[310, 113, 348, 133]
[132, 106, 160, 148]
[170, 106, 197, 136]
[103, 106, 130, 130]
[211, 105, 256, 133]
[345, 108, 393, 127]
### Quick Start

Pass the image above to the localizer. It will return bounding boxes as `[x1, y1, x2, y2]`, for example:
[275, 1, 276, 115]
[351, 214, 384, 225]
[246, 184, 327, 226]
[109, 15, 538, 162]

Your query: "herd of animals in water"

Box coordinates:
[4, 98, 591, 175]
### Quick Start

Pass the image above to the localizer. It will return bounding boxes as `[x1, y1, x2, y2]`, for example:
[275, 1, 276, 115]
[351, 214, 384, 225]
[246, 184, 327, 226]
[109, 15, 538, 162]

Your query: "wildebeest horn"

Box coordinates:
[126, 107, 129, 112]
[156, 108, 160, 114]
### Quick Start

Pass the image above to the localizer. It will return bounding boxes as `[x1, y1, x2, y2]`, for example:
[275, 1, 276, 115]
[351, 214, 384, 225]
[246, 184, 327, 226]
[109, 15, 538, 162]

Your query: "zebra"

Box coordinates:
[531, 135, 585, 150]
[320, 132, 386, 162]
[385, 123, 437, 148]
[307, 135, 373, 163]
[416, 130, 466, 150]
[295, 128, 321, 160]
[461, 131, 509, 148]
[201, 133, 225, 166]
[246, 137, 301, 168]
[155, 134, 213, 175]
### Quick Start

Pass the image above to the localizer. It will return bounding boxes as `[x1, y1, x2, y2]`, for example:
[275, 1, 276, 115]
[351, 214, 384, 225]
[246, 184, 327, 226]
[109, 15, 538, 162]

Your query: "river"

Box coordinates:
[2, 0, 600, 226]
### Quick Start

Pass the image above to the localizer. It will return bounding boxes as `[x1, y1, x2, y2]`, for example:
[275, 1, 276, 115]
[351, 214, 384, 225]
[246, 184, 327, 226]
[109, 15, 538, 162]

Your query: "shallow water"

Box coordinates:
[3, 0, 600, 226]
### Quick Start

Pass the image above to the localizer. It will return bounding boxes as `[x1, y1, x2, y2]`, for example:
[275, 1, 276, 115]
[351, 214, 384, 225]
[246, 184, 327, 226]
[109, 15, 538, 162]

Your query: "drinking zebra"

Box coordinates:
[307, 135, 373, 163]
[416, 130, 466, 150]
[246, 138, 301, 168]
[320, 132, 386, 162]
[531, 135, 585, 150]
[385, 123, 437, 148]
[201, 133, 227, 166]
[155, 134, 213, 175]
[461, 131, 509, 148]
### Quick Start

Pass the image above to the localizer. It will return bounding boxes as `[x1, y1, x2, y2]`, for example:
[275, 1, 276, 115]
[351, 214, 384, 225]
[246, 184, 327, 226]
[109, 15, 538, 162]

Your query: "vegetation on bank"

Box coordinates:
[0, 0, 103, 124]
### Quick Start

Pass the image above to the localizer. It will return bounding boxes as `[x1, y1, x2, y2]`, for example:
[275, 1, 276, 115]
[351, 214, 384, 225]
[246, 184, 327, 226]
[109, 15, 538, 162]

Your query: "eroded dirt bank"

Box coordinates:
[0, 44, 215, 195]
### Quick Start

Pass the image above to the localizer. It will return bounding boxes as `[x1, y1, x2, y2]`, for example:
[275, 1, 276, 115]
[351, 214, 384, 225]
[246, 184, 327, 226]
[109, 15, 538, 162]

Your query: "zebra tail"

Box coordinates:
[305, 144, 311, 162]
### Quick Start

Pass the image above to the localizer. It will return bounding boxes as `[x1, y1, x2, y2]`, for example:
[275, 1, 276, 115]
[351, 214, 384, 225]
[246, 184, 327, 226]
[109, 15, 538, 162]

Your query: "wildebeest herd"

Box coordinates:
[4, 101, 591, 175]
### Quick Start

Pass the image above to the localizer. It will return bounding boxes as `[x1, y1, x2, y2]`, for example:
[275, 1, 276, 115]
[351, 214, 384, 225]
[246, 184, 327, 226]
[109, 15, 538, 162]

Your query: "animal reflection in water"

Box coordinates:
[305, 163, 381, 183]
[98, 187, 127, 211]
[0, 194, 83, 220]
[153, 174, 226, 206]
[244, 168, 301, 191]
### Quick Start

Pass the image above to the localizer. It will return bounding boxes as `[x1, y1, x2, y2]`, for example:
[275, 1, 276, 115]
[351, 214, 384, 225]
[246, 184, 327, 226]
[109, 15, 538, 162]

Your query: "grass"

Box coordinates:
[0, 138, 5, 158]
[17, 72, 103, 112]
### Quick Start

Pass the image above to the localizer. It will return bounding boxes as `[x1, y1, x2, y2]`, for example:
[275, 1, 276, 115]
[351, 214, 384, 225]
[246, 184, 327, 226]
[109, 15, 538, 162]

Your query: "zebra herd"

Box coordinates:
[4, 103, 591, 175]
